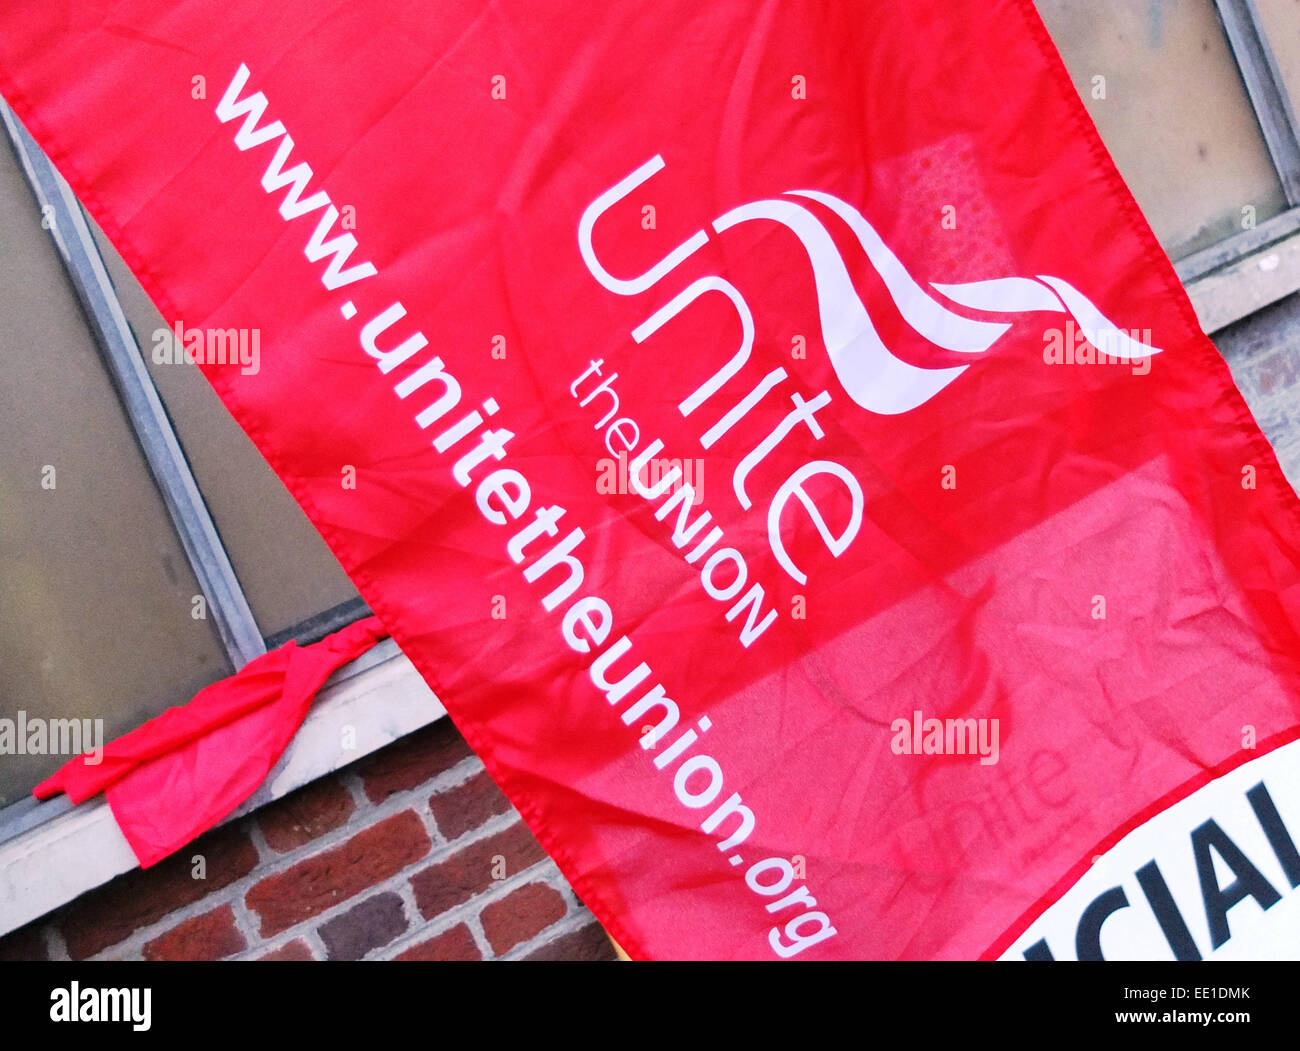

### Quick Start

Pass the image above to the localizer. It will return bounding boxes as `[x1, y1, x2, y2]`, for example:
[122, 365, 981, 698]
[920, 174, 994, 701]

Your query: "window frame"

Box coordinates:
[0, 100, 268, 670]
[1176, 2, 1300, 287]
[0, 98, 393, 866]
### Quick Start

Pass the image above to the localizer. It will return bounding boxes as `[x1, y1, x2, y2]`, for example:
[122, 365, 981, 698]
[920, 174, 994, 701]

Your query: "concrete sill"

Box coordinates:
[0, 639, 445, 937]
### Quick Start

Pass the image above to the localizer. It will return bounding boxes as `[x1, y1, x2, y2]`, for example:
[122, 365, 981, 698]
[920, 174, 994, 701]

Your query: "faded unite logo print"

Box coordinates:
[580, 155, 1161, 415]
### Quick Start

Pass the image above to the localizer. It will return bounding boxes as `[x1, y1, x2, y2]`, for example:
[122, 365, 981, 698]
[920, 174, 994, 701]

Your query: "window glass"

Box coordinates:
[0, 144, 233, 806]
[1037, 0, 1287, 259]
[1252, 0, 1300, 126]
[89, 225, 362, 642]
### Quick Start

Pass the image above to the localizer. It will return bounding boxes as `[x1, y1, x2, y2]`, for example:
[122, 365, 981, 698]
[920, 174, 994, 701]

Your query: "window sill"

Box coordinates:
[0, 639, 445, 938]
[1185, 227, 1300, 334]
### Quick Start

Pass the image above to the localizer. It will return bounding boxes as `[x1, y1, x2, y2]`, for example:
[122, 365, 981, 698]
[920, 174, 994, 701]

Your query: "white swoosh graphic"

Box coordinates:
[787, 189, 1010, 354]
[931, 275, 1161, 361]
[931, 276, 1064, 314]
[712, 191, 1161, 414]
[713, 198, 969, 415]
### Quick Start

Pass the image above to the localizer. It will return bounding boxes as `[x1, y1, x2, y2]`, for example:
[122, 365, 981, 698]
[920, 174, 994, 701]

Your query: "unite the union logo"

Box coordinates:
[579, 155, 1161, 416]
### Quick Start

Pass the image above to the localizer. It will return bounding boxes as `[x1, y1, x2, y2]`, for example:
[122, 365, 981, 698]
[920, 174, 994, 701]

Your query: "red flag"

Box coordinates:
[5, 0, 1300, 958]
[35, 617, 387, 867]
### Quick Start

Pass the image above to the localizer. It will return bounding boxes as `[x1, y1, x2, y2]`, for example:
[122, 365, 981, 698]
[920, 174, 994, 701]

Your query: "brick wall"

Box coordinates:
[0, 719, 618, 962]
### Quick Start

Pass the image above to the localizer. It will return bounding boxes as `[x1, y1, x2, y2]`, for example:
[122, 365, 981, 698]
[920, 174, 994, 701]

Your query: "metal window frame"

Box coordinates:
[1215, 0, 1300, 206]
[1, 100, 267, 669]
[0, 101, 378, 841]
[1178, 1, 1300, 286]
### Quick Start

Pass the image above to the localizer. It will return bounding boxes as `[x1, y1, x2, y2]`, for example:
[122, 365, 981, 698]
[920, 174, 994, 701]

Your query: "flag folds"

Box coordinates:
[35, 617, 388, 867]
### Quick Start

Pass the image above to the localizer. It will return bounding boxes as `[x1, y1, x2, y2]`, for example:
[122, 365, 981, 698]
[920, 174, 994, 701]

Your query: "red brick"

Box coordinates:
[521, 922, 620, 962]
[142, 905, 246, 961]
[246, 810, 430, 936]
[394, 924, 481, 961]
[257, 939, 316, 961]
[480, 882, 567, 955]
[359, 720, 475, 803]
[0, 921, 47, 961]
[410, 821, 547, 920]
[429, 769, 512, 840]
[60, 823, 258, 960]
[318, 892, 407, 960]
[259, 777, 355, 853]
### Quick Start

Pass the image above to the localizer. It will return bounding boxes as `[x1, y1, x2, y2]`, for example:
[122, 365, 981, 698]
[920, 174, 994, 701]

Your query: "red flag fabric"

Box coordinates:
[34, 616, 387, 867]
[5, 1, 1300, 958]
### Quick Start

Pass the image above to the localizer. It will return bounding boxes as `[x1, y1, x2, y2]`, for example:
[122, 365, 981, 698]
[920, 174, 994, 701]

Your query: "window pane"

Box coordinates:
[1253, 0, 1300, 128]
[0, 143, 233, 806]
[1037, 0, 1286, 259]
[88, 224, 362, 642]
